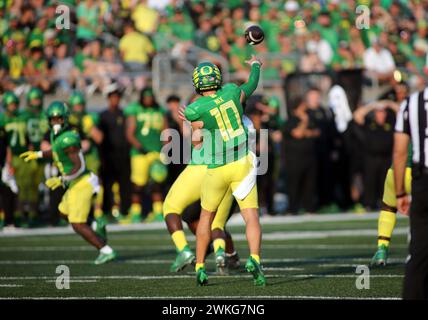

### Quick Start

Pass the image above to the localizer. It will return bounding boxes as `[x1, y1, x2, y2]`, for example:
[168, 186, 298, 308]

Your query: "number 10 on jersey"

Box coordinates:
[210, 100, 244, 141]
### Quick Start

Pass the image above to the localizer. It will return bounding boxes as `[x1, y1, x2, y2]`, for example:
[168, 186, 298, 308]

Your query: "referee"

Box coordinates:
[394, 87, 428, 299]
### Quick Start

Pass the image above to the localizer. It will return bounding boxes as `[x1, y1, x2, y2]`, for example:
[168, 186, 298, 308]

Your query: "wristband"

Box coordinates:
[37, 151, 43, 159]
[396, 193, 407, 199]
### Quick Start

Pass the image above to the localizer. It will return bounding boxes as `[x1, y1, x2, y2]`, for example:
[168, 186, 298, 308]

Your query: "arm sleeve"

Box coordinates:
[184, 105, 200, 122]
[395, 97, 410, 135]
[239, 62, 261, 101]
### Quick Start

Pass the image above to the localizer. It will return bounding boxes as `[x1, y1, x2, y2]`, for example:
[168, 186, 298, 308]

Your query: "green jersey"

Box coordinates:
[21, 110, 49, 150]
[124, 103, 164, 156]
[0, 111, 28, 155]
[185, 83, 248, 168]
[50, 129, 87, 182]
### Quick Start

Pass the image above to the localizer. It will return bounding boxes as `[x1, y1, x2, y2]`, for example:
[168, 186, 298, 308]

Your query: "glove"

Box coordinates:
[19, 151, 41, 162]
[1, 165, 18, 194]
[45, 177, 63, 190]
[82, 115, 94, 134]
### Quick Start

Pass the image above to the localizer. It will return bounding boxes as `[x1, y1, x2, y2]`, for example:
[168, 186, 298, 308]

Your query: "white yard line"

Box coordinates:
[0, 212, 406, 238]
[0, 244, 409, 252]
[0, 227, 410, 242]
[318, 264, 363, 268]
[0, 274, 404, 281]
[0, 259, 171, 264]
[263, 267, 304, 271]
[0, 295, 400, 300]
[44, 280, 97, 283]
[0, 284, 23, 287]
[257, 228, 409, 241]
[0, 257, 407, 265]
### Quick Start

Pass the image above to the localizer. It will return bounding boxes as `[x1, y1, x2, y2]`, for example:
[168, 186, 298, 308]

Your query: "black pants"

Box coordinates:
[363, 154, 390, 210]
[49, 187, 65, 225]
[317, 149, 334, 207]
[403, 172, 428, 300]
[284, 154, 317, 214]
[0, 185, 15, 225]
[100, 157, 132, 216]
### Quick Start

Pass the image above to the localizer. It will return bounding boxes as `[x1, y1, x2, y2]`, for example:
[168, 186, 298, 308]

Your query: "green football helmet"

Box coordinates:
[68, 91, 86, 108]
[149, 160, 168, 183]
[192, 62, 222, 94]
[46, 101, 69, 135]
[26, 87, 44, 111]
[2, 91, 19, 115]
[68, 91, 86, 127]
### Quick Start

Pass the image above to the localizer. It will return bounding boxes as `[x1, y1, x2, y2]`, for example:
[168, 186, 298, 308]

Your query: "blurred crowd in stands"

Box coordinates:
[1, 0, 428, 94]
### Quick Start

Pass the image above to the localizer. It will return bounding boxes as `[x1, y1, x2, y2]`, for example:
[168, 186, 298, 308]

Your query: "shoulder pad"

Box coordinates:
[124, 103, 141, 117]
[59, 131, 81, 149]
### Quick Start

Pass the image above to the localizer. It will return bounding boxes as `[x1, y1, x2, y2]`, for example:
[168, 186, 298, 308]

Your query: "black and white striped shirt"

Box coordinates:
[395, 87, 428, 169]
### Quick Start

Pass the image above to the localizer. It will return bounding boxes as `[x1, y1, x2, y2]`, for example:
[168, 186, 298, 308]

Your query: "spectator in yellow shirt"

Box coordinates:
[131, 0, 159, 34]
[119, 19, 155, 71]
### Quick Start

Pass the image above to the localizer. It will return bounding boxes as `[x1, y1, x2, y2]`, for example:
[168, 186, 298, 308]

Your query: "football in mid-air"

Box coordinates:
[245, 25, 265, 45]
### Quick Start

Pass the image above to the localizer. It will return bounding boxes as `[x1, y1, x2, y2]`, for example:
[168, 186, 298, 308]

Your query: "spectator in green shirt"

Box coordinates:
[406, 39, 428, 90]
[170, 9, 194, 42]
[194, 17, 220, 52]
[331, 41, 356, 71]
[277, 33, 298, 78]
[229, 35, 254, 78]
[260, 5, 282, 53]
[76, 0, 102, 41]
[23, 43, 51, 92]
[312, 11, 339, 51]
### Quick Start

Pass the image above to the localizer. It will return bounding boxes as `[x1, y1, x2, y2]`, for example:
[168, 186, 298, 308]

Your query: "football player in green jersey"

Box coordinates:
[19, 87, 49, 226]
[124, 87, 168, 223]
[68, 91, 106, 231]
[184, 56, 265, 286]
[20, 101, 117, 265]
[1, 91, 31, 227]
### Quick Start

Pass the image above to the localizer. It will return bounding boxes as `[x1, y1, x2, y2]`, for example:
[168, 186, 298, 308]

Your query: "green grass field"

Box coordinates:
[0, 213, 409, 299]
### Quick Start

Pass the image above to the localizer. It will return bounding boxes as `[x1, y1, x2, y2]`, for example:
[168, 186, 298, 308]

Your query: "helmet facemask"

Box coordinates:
[49, 116, 66, 135]
[46, 101, 69, 135]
